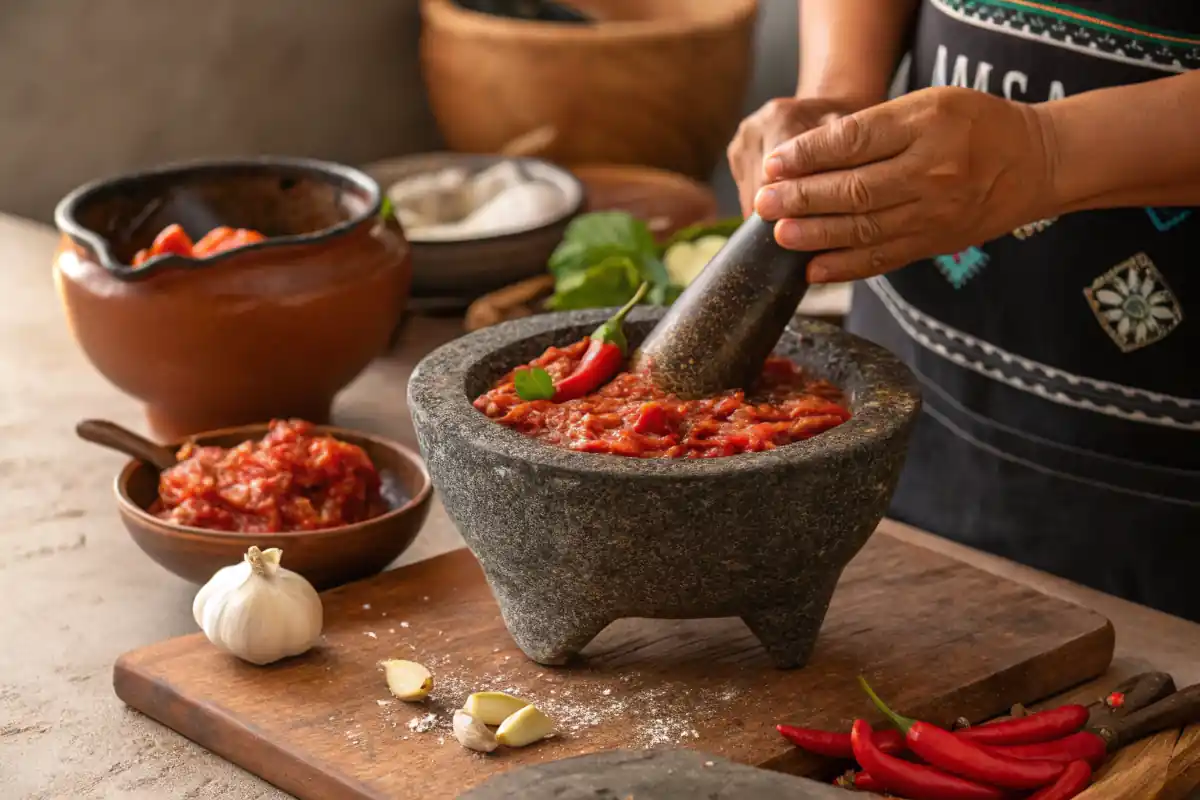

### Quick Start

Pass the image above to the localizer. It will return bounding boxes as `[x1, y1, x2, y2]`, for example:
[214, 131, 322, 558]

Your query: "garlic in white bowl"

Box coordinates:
[192, 546, 323, 666]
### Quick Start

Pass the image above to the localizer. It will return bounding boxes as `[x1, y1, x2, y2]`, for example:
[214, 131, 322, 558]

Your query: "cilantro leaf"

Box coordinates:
[513, 366, 555, 401]
[545, 255, 642, 311]
[548, 211, 657, 279]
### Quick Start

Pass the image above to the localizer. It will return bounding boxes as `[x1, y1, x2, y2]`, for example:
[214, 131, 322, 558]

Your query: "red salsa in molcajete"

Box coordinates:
[474, 339, 852, 459]
[155, 419, 385, 532]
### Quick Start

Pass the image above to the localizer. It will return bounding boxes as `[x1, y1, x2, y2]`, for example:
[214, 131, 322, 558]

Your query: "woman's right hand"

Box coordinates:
[727, 97, 869, 218]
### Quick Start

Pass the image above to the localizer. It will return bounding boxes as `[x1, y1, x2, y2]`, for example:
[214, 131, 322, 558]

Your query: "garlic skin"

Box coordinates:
[193, 546, 323, 666]
[453, 709, 498, 753]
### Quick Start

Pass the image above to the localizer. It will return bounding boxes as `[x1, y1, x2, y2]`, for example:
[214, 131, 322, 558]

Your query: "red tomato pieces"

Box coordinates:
[474, 339, 852, 459]
[131, 223, 267, 267]
[155, 419, 385, 533]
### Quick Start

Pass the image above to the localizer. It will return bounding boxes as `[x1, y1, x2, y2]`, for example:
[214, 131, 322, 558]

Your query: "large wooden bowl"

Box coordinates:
[115, 424, 433, 590]
[420, 0, 758, 181]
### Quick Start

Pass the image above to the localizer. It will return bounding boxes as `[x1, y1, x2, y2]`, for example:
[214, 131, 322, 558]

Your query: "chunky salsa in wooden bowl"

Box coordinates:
[155, 419, 386, 532]
[474, 339, 852, 459]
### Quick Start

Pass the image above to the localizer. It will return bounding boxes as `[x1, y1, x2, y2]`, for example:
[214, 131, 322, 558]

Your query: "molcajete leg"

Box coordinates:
[742, 573, 841, 669]
[494, 595, 612, 666]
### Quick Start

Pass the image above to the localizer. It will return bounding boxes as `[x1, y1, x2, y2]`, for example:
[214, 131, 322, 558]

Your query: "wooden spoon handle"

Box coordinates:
[1102, 683, 1200, 751]
[76, 419, 178, 471]
[1087, 672, 1177, 731]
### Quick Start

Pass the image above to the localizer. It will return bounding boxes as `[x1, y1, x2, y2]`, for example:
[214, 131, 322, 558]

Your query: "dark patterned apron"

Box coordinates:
[846, 0, 1200, 618]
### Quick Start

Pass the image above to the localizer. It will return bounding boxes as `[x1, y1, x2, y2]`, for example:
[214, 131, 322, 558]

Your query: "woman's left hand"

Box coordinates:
[754, 86, 1059, 283]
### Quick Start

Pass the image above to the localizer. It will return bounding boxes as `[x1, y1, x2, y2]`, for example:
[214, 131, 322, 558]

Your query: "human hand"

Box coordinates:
[727, 96, 872, 219]
[753, 86, 1058, 283]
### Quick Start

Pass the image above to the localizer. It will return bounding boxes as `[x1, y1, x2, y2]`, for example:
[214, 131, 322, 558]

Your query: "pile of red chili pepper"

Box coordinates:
[778, 678, 1105, 799]
[131, 222, 267, 267]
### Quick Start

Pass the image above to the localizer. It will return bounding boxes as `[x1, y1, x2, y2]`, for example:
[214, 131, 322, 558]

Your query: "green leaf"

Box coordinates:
[379, 194, 395, 222]
[659, 216, 744, 253]
[647, 282, 683, 306]
[513, 366, 554, 401]
[548, 211, 657, 278]
[636, 253, 671, 289]
[546, 255, 642, 311]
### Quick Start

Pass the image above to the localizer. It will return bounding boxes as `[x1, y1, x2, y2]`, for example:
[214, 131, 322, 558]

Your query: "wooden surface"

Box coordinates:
[4, 209, 1200, 800]
[114, 532, 1113, 800]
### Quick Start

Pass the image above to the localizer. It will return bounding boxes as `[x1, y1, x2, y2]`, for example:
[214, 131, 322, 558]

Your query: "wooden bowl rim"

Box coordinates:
[114, 423, 433, 542]
[421, 0, 759, 41]
[569, 163, 720, 195]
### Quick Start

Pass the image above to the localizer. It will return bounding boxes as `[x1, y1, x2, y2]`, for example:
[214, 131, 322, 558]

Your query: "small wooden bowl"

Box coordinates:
[114, 424, 433, 590]
[572, 163, 719, 235]
[420, 0, 758, 180]
[363, 152, 584, 301]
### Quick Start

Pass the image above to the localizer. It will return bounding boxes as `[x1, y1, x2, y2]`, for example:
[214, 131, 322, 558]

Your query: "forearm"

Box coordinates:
[1039, 70, 1200, 213]
[796, 0, 920, 107]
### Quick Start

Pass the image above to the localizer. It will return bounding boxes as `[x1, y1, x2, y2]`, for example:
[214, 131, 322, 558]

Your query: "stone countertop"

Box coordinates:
[3, 212, 1198, 799]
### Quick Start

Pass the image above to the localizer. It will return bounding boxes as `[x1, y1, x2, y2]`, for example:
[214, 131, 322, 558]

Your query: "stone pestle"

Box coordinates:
[631, 213, 817, 398]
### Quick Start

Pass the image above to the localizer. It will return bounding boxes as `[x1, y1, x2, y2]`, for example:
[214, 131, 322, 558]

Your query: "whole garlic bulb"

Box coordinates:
[192, 546, 323, 666]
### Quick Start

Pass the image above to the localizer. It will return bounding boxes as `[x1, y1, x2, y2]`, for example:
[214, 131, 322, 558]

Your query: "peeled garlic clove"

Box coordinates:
[463, 691, 529, 726]
[381, 659, 433, 701]
[453, 709, 498, 753]
[495, 704, 555, 748]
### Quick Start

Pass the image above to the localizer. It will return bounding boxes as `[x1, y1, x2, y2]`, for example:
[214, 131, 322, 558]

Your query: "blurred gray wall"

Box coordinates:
[0, 0, 798, 223]
[0, 0, 442, 222]
[712, 0, 800, 215]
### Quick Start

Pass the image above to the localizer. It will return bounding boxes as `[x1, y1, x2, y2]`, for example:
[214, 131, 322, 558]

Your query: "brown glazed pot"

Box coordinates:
[53, 157, 411, 439]
[115, 424, 433, 590]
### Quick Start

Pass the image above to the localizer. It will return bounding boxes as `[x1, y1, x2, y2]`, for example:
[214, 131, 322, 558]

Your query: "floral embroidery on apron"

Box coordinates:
[1084, 252, 1184, 353]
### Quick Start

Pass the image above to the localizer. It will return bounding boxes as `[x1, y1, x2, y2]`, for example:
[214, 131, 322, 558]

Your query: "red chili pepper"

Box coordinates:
[985, 731, 1108, 769]
[776, 723, 905, 758]
[850, 719, 1007, 800]
[955, 704, 1089, 746]
[1106, 691, 1126, 709]
[860, 677, 1065, 790]
[1028, 760, 1092, 800]
[832, 771, 884, 792]
[848, 771, 883, 792]
[551, 283, 648, 402]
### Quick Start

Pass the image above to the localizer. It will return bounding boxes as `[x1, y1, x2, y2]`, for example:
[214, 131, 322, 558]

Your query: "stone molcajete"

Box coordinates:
[408, 307, 920, 669]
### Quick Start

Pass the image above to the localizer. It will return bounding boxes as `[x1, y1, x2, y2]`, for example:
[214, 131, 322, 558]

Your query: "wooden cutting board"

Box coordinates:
[114, 531, 1114, 800]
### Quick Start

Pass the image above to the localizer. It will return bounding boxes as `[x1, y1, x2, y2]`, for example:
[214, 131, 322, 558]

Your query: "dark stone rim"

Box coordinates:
[53, 156, 382, 280]
[408, 307, 921, 478]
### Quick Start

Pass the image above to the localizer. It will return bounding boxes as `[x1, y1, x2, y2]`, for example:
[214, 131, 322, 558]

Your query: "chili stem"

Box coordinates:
[859, 676, 915, 733]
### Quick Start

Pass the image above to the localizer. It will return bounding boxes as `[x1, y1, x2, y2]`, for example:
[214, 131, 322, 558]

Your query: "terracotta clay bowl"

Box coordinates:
[53, 157, 412, 440]
[115, 424, 433, 590]
[363, 152, 584, 301]
[408, 308, 921, 669]
[420, 0, 759, 180]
